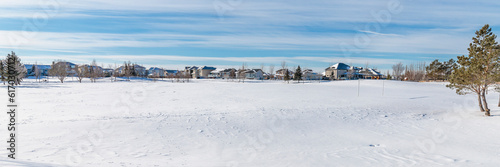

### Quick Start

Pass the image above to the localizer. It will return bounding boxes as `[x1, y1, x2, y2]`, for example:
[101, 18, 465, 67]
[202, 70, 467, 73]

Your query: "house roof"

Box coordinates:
[186, 66, 198, 70]
[149, 67, 163, 71]
[199, 66, 216, 70]
[221, 68, 236, 72]
[165, 70, 178, 73]
[134, 64, 145, 69]
[326, 63, 351, 70]
[363, 68, 383, 76]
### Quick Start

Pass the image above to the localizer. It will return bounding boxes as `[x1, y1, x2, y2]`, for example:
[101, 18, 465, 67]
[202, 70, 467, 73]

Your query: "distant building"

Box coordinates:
[302, 69, 322, 80]
[102, 68, 114, 77]
[115, 64, 146, 77]
[208, 68, 225, 79]
[218, 68, 236, 79]
[325, 63, 383, 80]
[275, 69, 294, 80]
[79, 64, 103, 75]
[359, 68, 383, 79]
[24, 64, 51, 76]
[245, 69, 264, 80]
[52, 61, 77, 76]
[183, 66, 198, 78]
[164, 70, 178, 78]
[148, 67, 165, 77]
[191, 66, 216, 79]
[325, 63, 353, 80]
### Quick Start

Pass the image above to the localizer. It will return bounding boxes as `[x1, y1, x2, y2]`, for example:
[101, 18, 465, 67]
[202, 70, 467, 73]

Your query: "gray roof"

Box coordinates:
[199, 66, 216, 70]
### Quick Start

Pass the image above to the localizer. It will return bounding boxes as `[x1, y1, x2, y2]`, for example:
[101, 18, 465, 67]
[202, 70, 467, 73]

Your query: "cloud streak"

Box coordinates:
[0, 0, 499, 70]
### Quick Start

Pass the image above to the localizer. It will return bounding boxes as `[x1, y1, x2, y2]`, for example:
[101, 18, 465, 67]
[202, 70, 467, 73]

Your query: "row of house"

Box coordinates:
[24, 61, 384, 80]
[325, 63, 384, 80]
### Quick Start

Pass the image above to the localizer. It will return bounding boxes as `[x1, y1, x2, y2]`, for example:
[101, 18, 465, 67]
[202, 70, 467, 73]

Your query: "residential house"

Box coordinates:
[325, 63, 385, 80]
[79, 64, 103, 75]
[164, 70, 179, 78]
[52, 61, 77, 76]
[302, 69, 322, 80]
[115, 64, 146, 77]
[194, 66, 216, 79]
[102, 68, 114, 77]
[134, 64, 147, 77]
[324, 63, 361, 80]
[148, 67, 165, 77]
[184, 66, 198, 78]
[218, 68, 236, 79]
[359, 68, 383, 79]
[275, 69, 294, 80]
[208, 68, 225, 79]
[245, 69, 264, 80]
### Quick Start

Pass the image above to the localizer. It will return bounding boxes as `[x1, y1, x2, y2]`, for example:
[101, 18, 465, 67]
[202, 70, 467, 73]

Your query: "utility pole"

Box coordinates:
[382, 80, 385, 96]
[357, 79, 360, 97]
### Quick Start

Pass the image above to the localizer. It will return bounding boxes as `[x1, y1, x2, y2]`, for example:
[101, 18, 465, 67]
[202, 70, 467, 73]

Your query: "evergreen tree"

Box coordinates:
[426, 59, 444, 80]
[447, 24, 500, 116]
[5, 52, 26, 85]
[443, 59, 457, 80]
[284, 69, 290, 83]
[294, 65, 302, 82]
[0, 59, 5, 84]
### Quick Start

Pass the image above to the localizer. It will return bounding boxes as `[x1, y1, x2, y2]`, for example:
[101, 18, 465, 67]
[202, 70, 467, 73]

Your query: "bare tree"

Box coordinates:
[280, 61, 287, 80]
[34, 62, 41, 82]
[392, 62, 404, 80]
[49, 60, 68, 83]
[75, 64, 88, 83]
[123, 61, 131, 81]
[260, 63, 265, 81]
[239, 63, 247, 83]
[89, 59, 101, 83]
[229, 69, 236, 81]
[403, 62, 426, 81]
[268, 64, 275, 80]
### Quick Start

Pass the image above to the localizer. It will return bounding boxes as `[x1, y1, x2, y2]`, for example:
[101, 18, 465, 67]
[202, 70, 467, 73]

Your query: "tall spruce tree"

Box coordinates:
[447, 24, 500, 116]
[426, 59, 444, 80]
[294, 65, 302, 82]
[284, 69, 290, 83]
[0, 59, 5, 84]
[5, 52, 26, 85]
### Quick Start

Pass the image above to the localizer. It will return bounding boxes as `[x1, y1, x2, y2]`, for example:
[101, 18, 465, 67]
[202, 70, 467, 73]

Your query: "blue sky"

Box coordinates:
[1, 0, 500, 73]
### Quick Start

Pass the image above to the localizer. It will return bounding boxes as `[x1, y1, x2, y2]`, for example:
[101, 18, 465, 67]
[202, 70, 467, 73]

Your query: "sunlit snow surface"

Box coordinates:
[1, 78, 499, 166]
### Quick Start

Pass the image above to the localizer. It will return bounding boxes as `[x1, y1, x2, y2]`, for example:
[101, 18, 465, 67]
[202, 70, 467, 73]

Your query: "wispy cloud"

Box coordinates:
[0, 0, 499, 70]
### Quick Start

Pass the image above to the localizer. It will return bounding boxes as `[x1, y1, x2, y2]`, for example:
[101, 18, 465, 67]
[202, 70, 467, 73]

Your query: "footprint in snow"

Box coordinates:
[369, 144, 385, 147]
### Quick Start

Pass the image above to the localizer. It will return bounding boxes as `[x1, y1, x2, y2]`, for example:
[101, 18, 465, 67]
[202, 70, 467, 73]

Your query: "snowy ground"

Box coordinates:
[1, 78, 500, 166]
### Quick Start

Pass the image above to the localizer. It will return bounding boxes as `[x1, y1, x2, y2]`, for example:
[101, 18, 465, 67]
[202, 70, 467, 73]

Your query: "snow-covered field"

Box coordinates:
[1, 78, 500, 166]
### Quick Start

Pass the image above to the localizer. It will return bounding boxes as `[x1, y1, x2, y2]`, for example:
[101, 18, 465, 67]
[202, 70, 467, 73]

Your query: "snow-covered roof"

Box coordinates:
[327, 63, 351, 70]
[186, 66, 198, 70]
[199, 66, 216, 70]
[367, 68, 383, 76]
[134, 64, 146, 69]
[149, 67, 163, 71]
